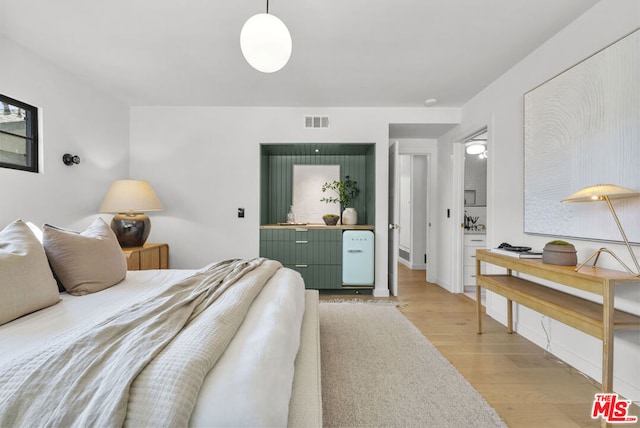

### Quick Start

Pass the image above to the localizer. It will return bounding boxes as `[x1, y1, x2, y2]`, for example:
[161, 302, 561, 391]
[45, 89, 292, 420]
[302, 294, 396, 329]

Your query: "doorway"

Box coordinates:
[389, 140, 436, 297]
[398, 154, 428, 271]
[452, 128, 488, 296]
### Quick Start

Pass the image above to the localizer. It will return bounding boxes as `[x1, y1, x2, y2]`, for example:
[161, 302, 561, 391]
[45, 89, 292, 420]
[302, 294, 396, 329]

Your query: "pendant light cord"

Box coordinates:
[266, 0, 269, 14]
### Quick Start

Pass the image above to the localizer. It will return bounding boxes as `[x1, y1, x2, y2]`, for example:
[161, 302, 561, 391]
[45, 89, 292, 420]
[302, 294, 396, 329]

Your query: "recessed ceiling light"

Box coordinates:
[424, 98, 437, 106]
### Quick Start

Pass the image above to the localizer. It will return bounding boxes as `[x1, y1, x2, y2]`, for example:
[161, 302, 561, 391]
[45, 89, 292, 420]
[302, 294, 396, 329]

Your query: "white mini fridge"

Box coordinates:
[342, 230, 375, 286]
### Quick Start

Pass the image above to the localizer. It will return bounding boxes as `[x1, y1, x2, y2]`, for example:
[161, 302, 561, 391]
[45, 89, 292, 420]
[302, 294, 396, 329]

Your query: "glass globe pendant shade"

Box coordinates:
[240, 13, 292, 73]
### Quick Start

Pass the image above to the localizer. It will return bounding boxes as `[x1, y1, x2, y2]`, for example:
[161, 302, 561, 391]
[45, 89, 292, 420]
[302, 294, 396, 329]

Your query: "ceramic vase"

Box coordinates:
[342, 207, 357, 225]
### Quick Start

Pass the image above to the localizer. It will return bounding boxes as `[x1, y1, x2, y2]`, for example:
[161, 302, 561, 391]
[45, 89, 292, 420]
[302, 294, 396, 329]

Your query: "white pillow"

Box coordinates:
[26, 221, 43, 243]
[0, 219, 60, 325]
[43, 217, 127, 296]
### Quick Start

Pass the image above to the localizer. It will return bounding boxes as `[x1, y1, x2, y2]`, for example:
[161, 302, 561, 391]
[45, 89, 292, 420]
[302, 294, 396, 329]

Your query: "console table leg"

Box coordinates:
[602, 281, 614, 393]
[507, 299, 513, 333]
[476, 258, 483, 334]
[476, 284, 483, 334]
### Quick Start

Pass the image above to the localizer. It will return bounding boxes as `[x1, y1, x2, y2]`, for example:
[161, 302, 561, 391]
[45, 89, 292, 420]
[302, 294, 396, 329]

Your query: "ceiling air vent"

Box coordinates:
[304, 115, 329, 129]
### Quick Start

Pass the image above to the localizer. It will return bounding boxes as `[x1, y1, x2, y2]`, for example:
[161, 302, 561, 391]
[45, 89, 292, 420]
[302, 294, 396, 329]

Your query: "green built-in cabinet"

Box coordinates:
[259, 143, 376, 290]
[260, 228, 343, 289]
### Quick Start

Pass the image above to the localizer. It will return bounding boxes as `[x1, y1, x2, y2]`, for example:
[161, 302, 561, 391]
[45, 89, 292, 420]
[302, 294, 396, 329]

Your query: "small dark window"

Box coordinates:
[0, 94, 39, 173]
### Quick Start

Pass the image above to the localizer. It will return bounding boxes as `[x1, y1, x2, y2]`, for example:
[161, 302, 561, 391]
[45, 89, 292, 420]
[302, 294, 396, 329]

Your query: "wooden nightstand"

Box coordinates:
[122, 243, 169, 270]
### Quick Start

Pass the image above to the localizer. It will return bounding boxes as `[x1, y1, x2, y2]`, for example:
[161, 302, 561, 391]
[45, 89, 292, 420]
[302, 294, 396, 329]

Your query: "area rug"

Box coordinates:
[320, 301, 506, 428]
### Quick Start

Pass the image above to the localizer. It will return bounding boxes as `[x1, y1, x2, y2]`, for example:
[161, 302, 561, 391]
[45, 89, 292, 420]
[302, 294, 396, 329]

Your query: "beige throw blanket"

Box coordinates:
[0, 257, 282, 427]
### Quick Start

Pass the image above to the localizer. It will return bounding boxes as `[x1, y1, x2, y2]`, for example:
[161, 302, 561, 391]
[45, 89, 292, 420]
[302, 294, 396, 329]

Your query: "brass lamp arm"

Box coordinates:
[603, 196, 640, 275]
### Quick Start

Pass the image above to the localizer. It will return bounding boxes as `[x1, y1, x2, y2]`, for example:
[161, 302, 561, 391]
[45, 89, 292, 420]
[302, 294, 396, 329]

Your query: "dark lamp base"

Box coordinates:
[111, 213, 151, 247]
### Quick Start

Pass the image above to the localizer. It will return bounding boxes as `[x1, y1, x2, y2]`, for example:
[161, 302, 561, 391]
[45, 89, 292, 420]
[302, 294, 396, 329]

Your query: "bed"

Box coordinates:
[0, 218, 322, 427]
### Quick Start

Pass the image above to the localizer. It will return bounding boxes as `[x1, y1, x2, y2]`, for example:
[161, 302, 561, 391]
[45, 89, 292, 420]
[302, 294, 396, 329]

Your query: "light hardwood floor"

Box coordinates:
[323, 264, 639, 427]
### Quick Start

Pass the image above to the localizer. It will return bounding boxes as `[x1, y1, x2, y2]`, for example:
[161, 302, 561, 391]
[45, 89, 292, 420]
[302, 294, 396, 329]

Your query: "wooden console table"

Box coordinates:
[475, 249, 640, 395]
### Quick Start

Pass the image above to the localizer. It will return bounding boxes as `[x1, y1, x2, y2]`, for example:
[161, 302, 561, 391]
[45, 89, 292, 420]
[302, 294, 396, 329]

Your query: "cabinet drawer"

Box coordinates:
[260, 229, 342, 265]
[464, 246, 479, 265]
[286, 264, 342, 289]
[463, 266, 477, 286]
[260, 239, 297, 264]
[260, 228, 342, 242]
[463, 265, 486, 285]
[123, 243, 169, 271]
[464, 235, 487, 246]
[260, 237, 342, 265]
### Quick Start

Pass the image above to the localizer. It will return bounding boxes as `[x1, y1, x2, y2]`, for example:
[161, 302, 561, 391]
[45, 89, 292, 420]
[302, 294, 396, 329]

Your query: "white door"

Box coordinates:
[388, 143, 400, 296]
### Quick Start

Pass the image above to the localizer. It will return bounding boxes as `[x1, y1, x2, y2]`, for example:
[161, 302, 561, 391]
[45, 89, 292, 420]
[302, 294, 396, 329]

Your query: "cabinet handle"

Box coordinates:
[295, 240, 308, 244]
[471, 239, 484, 242]
[295, 264, 308, 268]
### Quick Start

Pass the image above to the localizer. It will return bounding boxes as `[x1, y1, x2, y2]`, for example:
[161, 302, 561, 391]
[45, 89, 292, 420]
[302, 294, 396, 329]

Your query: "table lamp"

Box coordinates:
[99, 180, 164, 247]
[562, 184, 640, 276]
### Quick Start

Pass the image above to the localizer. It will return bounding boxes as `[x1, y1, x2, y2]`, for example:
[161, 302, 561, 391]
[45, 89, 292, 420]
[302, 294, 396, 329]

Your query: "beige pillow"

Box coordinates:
[0, 220, 60, 325]
[43, 218, 127, 296]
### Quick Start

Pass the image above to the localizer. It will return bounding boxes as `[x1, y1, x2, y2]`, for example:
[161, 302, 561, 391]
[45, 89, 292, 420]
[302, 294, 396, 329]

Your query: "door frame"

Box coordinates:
[453, 126, 489, 294]
[388, 142, 399, 296]
[390, 141, 436, 294]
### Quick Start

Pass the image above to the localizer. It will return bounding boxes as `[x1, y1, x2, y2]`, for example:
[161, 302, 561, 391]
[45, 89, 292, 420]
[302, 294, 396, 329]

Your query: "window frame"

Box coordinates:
[0, 94, 39, 173]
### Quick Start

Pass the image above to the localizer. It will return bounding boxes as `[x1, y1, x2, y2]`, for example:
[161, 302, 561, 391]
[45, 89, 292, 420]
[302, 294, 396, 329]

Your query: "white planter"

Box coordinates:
[342, 207, 358, 225]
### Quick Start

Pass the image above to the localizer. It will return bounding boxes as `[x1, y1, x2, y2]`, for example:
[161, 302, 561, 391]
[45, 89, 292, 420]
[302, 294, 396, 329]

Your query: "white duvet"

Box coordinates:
[0, 266, 306, 427]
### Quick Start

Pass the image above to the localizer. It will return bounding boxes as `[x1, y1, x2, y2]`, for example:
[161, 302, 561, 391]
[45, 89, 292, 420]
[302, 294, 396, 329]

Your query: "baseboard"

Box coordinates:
[398, 258, 411, 268]
[398, 258, 425, 270]
[490, 308, 640, 404]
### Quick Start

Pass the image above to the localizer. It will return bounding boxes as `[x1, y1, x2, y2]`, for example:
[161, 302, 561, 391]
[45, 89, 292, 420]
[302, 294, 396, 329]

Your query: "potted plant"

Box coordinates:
[320, 175, 360, 225]
[322, 213, 340, 226]
[542, 240, 577, 266]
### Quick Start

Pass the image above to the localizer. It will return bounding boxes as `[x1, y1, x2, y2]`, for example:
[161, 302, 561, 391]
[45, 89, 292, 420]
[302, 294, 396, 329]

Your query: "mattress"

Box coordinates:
[0, 266, 322, 427]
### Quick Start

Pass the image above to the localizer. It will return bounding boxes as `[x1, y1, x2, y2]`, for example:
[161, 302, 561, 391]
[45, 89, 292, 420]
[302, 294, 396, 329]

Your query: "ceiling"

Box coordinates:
[1, 0, 599, 111]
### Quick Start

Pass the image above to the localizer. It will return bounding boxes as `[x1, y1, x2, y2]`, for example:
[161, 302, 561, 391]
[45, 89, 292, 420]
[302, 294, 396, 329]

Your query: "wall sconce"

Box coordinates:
[62, 153, 81, 166]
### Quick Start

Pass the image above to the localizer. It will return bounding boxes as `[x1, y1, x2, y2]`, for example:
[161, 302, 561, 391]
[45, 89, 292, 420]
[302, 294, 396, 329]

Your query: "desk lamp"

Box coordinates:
[562, 184, 640, 276]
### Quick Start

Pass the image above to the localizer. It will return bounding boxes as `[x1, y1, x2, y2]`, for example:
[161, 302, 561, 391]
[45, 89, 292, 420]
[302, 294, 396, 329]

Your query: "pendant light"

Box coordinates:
[240, 0, 292, 73]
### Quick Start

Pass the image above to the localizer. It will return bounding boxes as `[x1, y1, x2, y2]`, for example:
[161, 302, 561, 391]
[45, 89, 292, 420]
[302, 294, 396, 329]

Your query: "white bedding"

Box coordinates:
[0, 266, 306, 427]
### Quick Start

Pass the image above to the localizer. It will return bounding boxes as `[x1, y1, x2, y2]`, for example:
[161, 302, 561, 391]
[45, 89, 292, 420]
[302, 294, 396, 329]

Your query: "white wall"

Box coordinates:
[0, 36, 129, 230]
[437, 0, 640, 401]
[129, 107, 459, 297]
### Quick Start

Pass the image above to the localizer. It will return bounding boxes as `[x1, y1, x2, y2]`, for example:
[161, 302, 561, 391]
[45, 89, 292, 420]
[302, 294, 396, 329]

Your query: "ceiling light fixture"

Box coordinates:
[240, 0, 292, 73]
[465, 143, 485, 155]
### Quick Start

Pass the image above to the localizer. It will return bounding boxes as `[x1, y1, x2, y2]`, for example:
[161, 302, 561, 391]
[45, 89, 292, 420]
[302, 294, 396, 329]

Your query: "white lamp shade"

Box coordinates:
[240, 13, 292, 73]
[562, 184, 640, 203]
[99, 180, 164, 213]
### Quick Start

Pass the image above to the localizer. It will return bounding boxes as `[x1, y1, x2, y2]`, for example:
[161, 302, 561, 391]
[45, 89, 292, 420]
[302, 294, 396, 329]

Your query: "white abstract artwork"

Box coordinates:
[524, 29, 640, 244]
